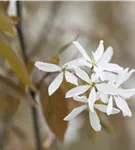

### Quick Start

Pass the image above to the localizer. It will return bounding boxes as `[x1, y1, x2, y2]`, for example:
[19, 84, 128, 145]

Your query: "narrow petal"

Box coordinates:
[116, 69, 127, 87]
[64, 58, 84, 69]
[94, 104, 120, 115]
[98, 46, 113, 65]
[74, 66, 91, 83]
[107, 96, 113, 115]
[100, 93, 108, 103]
[114, 96, 132, 117]
[65, 71, 78, 86]
[100, 72, 117, 82]
[73, 95, 88, 103]
[93, 40, 104, 62]
[93, 67, 104, 81]
[94, 104, 107, 113]
[89, 111, 101, 131]
[35, 61, 61, 72]
[118, 88, 135, 99]
[66, 85, 90, 98]
[116, 68, 135, 87]
[73, 41, 90, 61]
[111, 108, 120, 114]
[64, 105, 87, 121]
[79, 59, 92, 68]
[96, 83, 118, 95]
[48, 72, 63, 96]
[105, 63, 123, 73]
[88, 88, 97, 112]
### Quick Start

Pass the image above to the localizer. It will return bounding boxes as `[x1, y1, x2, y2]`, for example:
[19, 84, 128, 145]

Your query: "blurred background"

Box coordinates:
[1, 1, 135, 150]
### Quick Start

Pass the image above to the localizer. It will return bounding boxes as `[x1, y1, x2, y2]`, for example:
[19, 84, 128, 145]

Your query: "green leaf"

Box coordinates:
[57, 34, 79, 55]
[0, 74, 37, 106]
[0, 40, 36, 91]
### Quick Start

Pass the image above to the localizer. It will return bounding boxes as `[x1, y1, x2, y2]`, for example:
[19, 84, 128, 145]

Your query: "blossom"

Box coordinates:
[65, 66, 99, 98]
[35, 59, 82, 95]
[64, 95, 120, 131]
[35, 39, 135, 132]
[73, 40, 123, 80]
[65, 66, 109, 104]
[96, 68, 135, 116]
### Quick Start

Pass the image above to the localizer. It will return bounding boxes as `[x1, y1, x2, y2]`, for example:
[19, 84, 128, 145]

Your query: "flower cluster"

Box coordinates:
[35, 40, 135, 131]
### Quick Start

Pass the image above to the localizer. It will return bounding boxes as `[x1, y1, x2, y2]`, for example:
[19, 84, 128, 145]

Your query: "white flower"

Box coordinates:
[64, 95, 120, 131]
[66, 66, 99, 98]
[73, 41, 123, 80]
[96, 68, 135, 116]
[35, 59, 82, 95]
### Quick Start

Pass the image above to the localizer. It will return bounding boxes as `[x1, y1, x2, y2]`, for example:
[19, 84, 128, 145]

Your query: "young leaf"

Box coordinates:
[40, 81, 68, 143]
[0, 9, 15, 36]
[0, 74, 37, 106]
[0, 40, 36, 91]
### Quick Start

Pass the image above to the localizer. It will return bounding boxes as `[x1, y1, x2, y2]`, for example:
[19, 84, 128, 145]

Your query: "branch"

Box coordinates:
[16, 1, 42, 150]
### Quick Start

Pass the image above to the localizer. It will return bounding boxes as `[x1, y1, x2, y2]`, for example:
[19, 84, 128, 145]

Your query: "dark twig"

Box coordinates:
[37, 72, 50, 88]
[16, 1, 42, 150]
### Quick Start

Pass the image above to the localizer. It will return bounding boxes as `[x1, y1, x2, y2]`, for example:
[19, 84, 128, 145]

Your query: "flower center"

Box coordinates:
[92, 59, 97, 67]
[61, 66, 66, 72]
[90, 82, 96, 87]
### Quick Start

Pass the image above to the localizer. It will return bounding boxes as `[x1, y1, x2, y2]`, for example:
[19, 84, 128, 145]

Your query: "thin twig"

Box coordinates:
[16, 1, 42, 150]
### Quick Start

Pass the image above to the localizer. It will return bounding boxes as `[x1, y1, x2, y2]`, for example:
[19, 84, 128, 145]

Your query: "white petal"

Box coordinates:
[48, 72, 63, 96]
[73, 41, 90, 61]
[35, 61, 61, 72]
[64, 58, 84, 69]
[100, 72, 117, 82]
[116, 68, 135, 87]
[89, 111, 101, 131]
[93, 40, 104, 62]
[118, 88, 135, 99]
[8, 1, 16, 16]
[96, 91, 100, 100]
[111, 108, 120, 114]
[100, 93, 108, 103]
[107, 96, 113, 115]
[93, 67, 104, 81]
[73, 95, 88, 103]
[79, 59, 92, 68]
[98, 46, 113, 65]
[114, 96, 132, 117]
[74, 66, 91, 83]
[88, 88, 97, 112]
[105, 63, 123, 73]
[65, 71, 78, 86]
[94, 104, 107, 113]
[66, 85, 90, 98]
[96, 83, 118, 95]
[94, 104, 120, 115]
[64, 105, 87, 121]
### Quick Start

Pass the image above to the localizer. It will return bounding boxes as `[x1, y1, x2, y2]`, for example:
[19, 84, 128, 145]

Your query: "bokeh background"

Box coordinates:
[2, 1, 135, 150]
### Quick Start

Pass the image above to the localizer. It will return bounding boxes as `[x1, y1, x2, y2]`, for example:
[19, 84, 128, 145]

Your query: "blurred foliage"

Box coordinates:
[0, 92, 19, 123]
[0, 40, 36, 91]
[0, 1, 36, 127]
